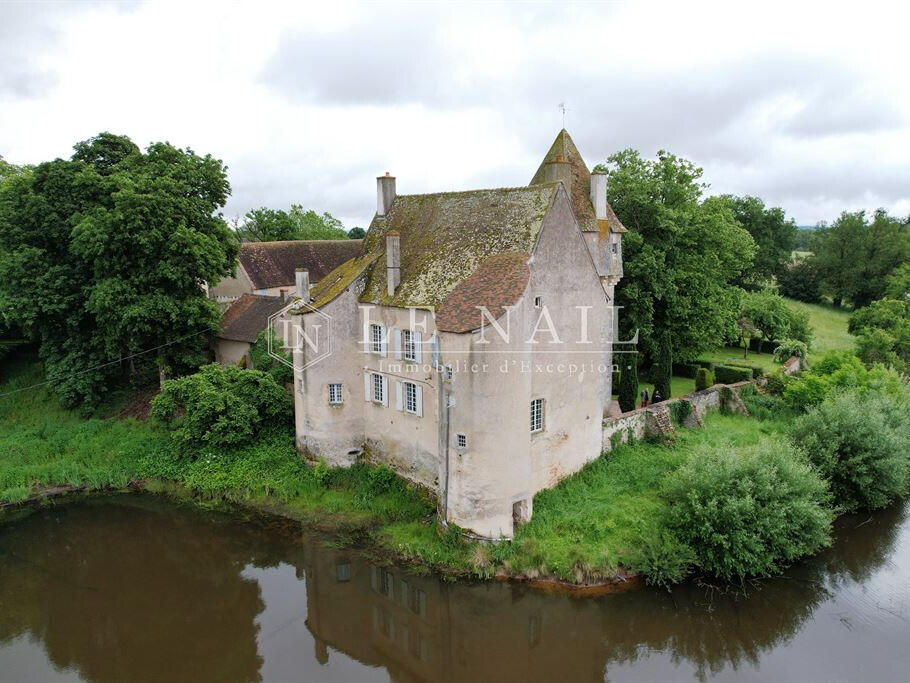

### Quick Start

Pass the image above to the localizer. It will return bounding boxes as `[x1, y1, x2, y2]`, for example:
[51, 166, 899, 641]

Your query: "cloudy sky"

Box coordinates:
[2, 1, 908, 229]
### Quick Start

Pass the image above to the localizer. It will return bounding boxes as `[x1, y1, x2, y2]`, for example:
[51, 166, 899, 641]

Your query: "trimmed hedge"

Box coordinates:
[695, 367, 714, 392]
[694, 359, 715, 371]
[672, 362, 700, 379]
[714, 364, 753, 384]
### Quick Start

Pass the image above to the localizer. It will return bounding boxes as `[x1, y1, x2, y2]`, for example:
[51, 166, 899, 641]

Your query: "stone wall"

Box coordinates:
[601, 381, 753, 453]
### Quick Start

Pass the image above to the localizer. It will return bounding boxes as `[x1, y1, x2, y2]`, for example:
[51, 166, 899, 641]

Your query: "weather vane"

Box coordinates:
[558, 102, 570, 128]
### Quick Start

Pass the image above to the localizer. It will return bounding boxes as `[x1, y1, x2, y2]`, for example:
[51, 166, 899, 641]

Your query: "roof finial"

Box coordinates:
[558, 102, 569, 129]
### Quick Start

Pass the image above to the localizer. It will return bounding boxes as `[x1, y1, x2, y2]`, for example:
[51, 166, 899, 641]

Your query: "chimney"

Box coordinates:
[590, 171, 607, 219]
[377, 172, 396, 216]
[295, 268, 310, 301]
[386, 231, 401, 296]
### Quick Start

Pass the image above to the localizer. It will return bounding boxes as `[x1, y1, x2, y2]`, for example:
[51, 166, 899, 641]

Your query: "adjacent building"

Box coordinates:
[289, 129, 626, 539]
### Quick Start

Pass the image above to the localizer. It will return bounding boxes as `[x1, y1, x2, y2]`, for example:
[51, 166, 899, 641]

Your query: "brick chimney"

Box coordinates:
[386, 231, 401, 296]
[590, 171, 607, 219]
[377, 172, 396, 216]
[295, 268, 310, 301]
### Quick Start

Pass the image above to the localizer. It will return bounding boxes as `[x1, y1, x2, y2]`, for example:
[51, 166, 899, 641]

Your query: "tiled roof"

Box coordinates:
[435, 252, 531, 333]
[359, 184, 557, 310]
[217, 294, 287, 343]
[239, 240, 363, 290]
[529, 129, 627, 234]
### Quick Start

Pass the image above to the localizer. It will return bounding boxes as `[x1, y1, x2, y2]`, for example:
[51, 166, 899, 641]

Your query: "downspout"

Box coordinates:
[441, 387, 451, 524]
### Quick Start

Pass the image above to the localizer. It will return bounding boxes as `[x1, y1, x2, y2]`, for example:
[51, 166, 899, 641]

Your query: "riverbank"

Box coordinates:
[0, 348, 879, 590]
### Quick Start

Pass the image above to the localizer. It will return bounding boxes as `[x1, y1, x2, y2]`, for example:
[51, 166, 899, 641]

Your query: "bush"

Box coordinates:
[661, 444, 833, 581]
[695, 367, 714, 391]
[782, 374, 831, 411]
[764, 370, 791, 396]
[617, 353, 639, 413]
[714, 365, 753, 384]
[773, 339, 809, 364]
[672, 363, 699, 379]
[741, 390, 789, 421]
[250, 329, 294, 384]
[670, 399, 692, 425]
[694, 359, 715, 371]
[788, 391, 910, 512]
[654, 333, 673, 399]
[628, 531, 695, 588]
[151, 364, 292, 453]
[778, 257, 822, 303]
[786, 307, 814, 350]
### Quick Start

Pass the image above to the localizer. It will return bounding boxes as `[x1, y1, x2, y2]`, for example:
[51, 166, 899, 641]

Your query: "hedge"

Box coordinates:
[694, 360, 715, 371]
[714, 365, 754, 384]
[672, 362, 700, 378]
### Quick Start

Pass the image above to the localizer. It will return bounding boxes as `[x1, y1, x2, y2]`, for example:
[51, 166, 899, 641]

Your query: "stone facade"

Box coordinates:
[290, 130, 626, 539]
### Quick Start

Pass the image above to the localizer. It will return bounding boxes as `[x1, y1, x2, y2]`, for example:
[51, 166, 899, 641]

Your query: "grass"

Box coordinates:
[698, 347, 779, 373]
[784, 298, 854, 361]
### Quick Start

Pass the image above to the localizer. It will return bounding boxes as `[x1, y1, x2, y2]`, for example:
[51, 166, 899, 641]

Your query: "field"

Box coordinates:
[784, 298, 854, 360]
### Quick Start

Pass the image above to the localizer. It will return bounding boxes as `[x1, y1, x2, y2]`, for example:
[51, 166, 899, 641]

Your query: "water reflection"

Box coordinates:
[1, 494, 908, 682]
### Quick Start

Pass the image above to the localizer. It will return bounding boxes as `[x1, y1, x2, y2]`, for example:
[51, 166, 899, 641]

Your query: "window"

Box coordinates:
[456, 433, 467, 449]
[404, 381, 418, 414]
[328, 383, 343, 404]
[372, 373, 385, 404]
[534, 296, 542, 308]
[403, 329, 417, 361]
[530, 398, 545, 433]
[370, 324, 384, 354]
[443, 363, 454, 381]
[611, 241, 618, 254]
[335, 563, 351, 582]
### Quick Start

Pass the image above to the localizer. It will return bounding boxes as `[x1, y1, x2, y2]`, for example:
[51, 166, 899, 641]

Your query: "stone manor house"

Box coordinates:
[288, 130, 626, 539]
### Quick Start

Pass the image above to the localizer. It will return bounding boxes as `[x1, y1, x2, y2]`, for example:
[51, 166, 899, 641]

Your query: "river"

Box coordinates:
[1, 495, 908, 682]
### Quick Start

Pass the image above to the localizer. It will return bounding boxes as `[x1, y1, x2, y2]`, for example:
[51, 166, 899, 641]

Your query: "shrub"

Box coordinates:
[788, 391, 910, 512]
[764, 370, 791, 396]
[250, 329, 294, 384]
[695, 367, 714, 391]
[151, 364, 291, 453]
[628, 531, 695, 588]
[786, 307, 814, 350]
[741, 390, 789, 421]
[654, 333, 672, 399]
[670, 400, 692, 426]
[773, 339, 809, 364]
[694, 360, 715, 371]
[782, 374, 831, 411]
[672, 363, 699, 379]
[662, 444, 833, 581]
[714, 365, 753, 384]
[617, 354, 639, 413]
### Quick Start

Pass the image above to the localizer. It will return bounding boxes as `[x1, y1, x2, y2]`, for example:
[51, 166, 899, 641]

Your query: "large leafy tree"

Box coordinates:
[0, 132, 237, 408]
[602, 149, 755, 362]
[812, 210, 910, 308]
[235, 204, 347, 242]
[719, 195, 797, 288]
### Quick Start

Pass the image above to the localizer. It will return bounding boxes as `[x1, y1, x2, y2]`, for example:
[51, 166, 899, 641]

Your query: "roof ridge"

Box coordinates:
[397, 183, 559, 200]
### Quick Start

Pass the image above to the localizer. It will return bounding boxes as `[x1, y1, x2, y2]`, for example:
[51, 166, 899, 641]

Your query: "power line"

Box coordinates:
[0, 329, 208, 399]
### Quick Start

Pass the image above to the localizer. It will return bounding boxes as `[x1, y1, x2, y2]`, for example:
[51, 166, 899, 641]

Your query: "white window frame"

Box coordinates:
[328, 383, 343, 405]
[371, 323, 386, 355]
[534, 296, 542, 308]
[365, 372, 387, 406]
[530, 398, 545, 433]
[395, 380, 423, 417]
[456, 433, 467, 449]
[373, 373, 385, 404]
[403, 329, 417, 362]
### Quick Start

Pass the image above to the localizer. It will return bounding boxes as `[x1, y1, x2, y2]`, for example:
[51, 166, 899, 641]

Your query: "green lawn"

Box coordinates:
[698, 347, 779, 373]
[784, 298, 854, 360]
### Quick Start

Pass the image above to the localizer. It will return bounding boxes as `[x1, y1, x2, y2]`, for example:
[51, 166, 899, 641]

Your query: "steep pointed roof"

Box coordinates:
[529, 129, 627, 234]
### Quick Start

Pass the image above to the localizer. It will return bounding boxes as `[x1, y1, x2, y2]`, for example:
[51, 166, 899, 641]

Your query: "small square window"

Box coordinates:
[456, 433, 467, 449]
[534, 296, 542, 308]
[530, 398, 545, 433]
[335, 563, 351, 582]
[404, 381, 418, 414]
[444, 364, 454, 381]
[372, 373, 385, 404]
[611, 242, 618, 254]
[328, 383, 343, 404]
[403, 329, 417, 361]
[370, 324, 384, 354]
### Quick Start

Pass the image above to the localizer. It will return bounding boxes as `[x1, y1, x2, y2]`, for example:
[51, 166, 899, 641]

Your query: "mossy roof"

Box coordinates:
[218, 294, 287, 343]
[358, 184, 557, 311]
[529, 129, 627, 234]
[239, 239, 363, 289]
[293, 251, 380, 311]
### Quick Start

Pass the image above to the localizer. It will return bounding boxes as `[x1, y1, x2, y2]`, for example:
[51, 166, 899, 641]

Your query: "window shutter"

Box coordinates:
[393, 328, 402, 360]
[415, 384, 423, 417]
[381, 375, 389, 406]
[431, 333, 439, 368]
[362, 323, 370, 355]
[395, 381, 403, 411]
[414, 331, 423, 363]
[380, 324, 388, 356]
[364, 372, 371, 401]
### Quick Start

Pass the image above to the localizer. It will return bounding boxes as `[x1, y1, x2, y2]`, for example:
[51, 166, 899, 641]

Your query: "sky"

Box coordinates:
[1, 0, 908, 229]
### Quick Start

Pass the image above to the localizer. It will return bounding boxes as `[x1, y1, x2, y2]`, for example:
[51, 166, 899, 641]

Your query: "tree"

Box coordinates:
[777, 256, 822, 303]
[849, 297, 910, 373]
[719, 195, 797, 289]
[602, 150, 755, 364]
[0, 132, 237, 407]
[654, 332, 672, 400]
[348, 227, 366, 239]
[739, 289, 793, 353]
[235, 205, 348, 242]
[813, 210, 910, 308]
[886, 263, 910, 300]
[617, 352, 639, 413]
